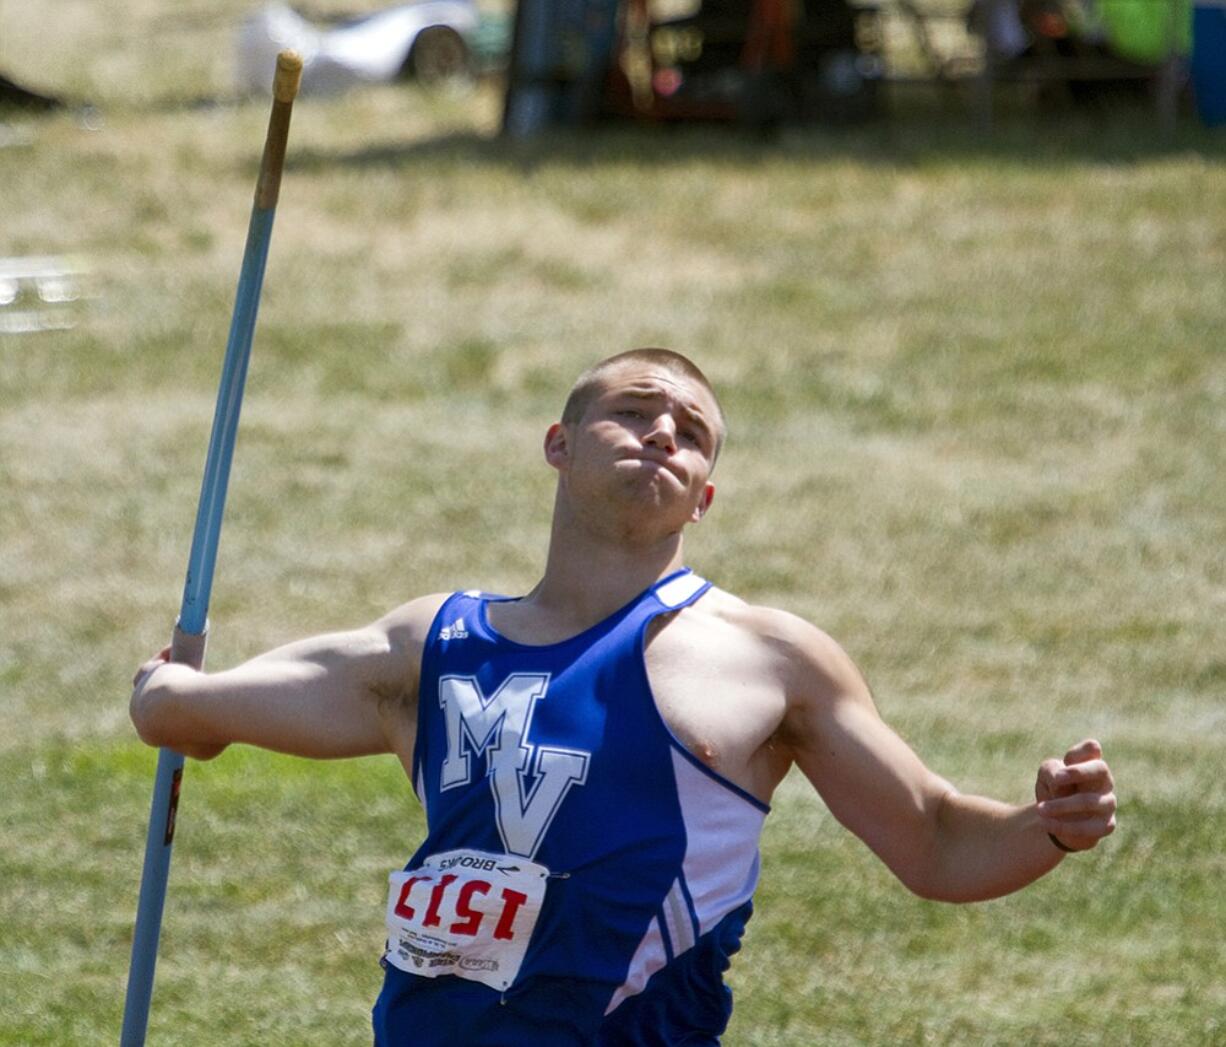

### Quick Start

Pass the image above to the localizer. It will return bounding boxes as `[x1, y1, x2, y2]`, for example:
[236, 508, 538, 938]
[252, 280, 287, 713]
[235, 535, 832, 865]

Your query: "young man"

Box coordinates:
[131, 348, 1117, 1045]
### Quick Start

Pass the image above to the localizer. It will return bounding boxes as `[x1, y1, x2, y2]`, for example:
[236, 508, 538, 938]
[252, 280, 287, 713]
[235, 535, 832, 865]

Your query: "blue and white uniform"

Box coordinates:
[372, 569, 769, 1046]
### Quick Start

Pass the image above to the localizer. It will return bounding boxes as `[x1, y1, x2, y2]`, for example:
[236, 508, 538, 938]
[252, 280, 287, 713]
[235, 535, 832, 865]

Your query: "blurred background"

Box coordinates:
[1, 1, 1223, 1044]
[2, 0, 1224, 124]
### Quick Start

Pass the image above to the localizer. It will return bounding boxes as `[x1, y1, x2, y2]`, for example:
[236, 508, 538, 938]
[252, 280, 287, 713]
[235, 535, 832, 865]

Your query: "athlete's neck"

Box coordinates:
[496, 497, 687, 644]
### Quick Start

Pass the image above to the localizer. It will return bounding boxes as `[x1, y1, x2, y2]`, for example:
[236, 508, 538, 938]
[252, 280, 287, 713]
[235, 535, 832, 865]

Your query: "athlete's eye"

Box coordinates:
[616, 409, 644, 419]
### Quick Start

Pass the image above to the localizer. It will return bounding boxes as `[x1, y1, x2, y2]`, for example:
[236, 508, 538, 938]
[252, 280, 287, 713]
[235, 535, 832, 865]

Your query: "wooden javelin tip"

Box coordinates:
[273, 51, 304, 103]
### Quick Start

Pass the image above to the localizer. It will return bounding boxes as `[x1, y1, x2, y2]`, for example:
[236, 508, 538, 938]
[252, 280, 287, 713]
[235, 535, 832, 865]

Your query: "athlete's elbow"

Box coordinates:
[895, 787, 984, 902]
[899, 870, 993, 904]
[888, 857, 957, 903]
[889, 839, 1013, 905]
[882, 813, 984, 902]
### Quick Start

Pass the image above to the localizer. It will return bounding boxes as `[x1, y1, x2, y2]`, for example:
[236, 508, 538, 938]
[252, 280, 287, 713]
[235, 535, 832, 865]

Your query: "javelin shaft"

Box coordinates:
[121, 51, 302, 1047]
[179, 205, 275, 632]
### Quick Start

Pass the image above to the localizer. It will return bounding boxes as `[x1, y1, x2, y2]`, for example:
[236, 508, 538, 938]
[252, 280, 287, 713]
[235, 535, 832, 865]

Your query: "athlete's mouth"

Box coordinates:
[619, 454, 686, 484]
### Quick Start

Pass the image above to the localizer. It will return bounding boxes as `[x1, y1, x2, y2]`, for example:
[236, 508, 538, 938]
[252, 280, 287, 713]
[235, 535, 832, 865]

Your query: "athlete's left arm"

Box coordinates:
[771, 615, 1116, 902]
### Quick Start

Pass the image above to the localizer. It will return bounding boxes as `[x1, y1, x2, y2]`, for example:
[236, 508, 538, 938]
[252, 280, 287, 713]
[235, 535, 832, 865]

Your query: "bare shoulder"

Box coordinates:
[643, 587, 871, 800]
[376, 592, 451, 646]
[360, 593, 453, 711]
[653, 585, 869, 722]
[362, 593, 450, 758]
[681, 589, 876, 765]
[681, 588, 865, 691]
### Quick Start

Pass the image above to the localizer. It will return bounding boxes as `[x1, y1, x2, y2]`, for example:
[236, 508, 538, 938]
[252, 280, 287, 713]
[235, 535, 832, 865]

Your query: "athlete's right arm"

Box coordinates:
[129, 594, 448, 762]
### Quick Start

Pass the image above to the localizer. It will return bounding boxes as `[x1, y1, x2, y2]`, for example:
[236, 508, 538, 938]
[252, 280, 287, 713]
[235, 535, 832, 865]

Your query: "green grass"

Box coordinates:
[2, 3, 1225, 1043]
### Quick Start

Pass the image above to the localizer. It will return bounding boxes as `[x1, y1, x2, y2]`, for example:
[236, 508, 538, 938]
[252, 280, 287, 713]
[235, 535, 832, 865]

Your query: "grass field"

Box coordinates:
[2, 3, 1225, 1044]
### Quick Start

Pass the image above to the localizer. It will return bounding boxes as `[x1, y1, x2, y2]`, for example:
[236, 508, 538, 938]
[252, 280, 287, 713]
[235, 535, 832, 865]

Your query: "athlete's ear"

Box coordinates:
[544, 422, 569, 471]
[690, 482, 715, 523]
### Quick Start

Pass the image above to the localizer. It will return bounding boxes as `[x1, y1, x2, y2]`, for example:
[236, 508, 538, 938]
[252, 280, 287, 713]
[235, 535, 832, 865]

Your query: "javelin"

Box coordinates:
[120, 50, 303, 1047]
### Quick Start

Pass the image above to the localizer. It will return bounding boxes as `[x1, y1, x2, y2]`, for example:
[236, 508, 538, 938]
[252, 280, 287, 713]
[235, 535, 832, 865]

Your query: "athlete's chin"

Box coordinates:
[614, 486, 700, 535]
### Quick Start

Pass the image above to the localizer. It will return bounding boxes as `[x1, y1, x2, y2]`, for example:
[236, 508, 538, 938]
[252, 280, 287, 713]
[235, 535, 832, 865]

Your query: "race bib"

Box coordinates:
[384, 848, 549, 991]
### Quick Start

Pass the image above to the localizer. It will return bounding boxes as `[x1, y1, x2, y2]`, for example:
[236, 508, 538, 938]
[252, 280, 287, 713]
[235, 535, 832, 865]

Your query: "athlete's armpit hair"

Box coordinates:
[561, 348, 727, 462]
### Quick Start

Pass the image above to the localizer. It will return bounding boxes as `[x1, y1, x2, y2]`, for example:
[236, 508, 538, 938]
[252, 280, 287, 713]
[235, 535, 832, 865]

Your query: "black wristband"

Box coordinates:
[1048, 833, 1076, 854]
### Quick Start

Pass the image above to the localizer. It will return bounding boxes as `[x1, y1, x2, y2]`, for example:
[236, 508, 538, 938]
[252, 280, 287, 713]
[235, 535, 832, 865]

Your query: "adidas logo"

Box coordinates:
[439, 618, 469, 642]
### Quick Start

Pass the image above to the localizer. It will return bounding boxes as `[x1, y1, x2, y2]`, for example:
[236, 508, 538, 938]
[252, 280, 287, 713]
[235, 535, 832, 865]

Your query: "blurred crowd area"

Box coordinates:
[0, 0, 1220, 123]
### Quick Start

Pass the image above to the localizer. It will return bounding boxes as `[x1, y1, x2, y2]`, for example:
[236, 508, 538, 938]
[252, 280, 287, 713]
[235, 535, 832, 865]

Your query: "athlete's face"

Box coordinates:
[546, 364, 719, 530]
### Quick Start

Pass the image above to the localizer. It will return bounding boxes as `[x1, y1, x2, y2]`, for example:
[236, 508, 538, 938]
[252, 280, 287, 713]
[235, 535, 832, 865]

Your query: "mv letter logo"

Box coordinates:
[439, 674, 590, 859]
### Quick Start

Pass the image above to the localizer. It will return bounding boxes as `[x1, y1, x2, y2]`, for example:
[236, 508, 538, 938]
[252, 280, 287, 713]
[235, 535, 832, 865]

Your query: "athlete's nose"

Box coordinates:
[642, 413, 678, 454]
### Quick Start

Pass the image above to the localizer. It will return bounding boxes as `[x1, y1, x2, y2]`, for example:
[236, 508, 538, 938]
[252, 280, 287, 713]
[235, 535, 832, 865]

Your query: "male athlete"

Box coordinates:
[131, 348, 1117, 1045]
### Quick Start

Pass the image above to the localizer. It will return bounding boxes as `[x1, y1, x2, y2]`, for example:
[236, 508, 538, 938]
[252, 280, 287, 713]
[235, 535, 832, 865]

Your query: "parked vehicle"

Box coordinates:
[236, 2, 509, 94]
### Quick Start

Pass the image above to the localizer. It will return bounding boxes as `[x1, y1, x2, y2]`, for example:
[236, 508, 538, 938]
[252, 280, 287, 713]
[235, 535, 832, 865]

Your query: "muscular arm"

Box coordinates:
[130, 595, 446, 763]
[773, 616, 1115, 902]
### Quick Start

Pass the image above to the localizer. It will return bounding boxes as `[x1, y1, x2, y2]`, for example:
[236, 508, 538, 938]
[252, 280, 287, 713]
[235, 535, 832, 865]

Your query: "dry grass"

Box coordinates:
[2, 2, 1225, 1043]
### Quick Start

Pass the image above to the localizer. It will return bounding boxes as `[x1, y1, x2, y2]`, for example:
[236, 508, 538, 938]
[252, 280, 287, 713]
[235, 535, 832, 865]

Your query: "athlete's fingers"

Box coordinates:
[1037, 773, 1118, 850]
[1039, 809, 1118, 844]
[132, 647, 172, 689]
[1064, 738, 1103, 766]
[1035, 757, 1077, 802]
[1037, 742, 1113, 804]
[1046, 759, 1114, 793]
[1037, 792, 1117, 819]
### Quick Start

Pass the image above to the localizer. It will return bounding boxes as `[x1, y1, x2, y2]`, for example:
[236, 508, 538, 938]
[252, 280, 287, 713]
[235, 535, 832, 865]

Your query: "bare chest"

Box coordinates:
[643, 616, 790, 804]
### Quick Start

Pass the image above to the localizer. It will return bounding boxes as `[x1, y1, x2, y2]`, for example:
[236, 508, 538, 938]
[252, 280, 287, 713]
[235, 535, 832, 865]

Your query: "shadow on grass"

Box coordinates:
[288, 100, 1226, 176]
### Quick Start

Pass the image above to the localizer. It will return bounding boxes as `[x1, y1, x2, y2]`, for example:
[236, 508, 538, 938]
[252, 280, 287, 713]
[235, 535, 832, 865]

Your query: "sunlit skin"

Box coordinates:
[504, 364, 722, 639]
[554, 367, 719, 534]
[131, 355, 1116, 908]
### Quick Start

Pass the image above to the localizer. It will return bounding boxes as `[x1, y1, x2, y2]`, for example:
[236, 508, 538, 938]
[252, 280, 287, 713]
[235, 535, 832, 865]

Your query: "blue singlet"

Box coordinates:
[371, 570, 769, 1045]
